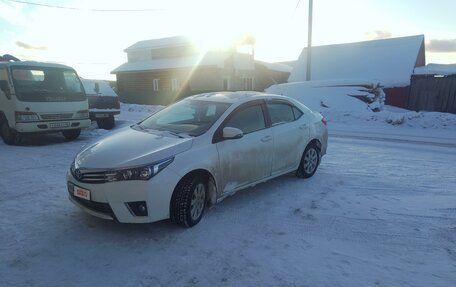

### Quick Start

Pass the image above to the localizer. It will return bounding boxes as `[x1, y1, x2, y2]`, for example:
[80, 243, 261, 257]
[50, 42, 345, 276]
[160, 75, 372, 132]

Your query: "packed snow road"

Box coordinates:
[1, 122, 455, 286]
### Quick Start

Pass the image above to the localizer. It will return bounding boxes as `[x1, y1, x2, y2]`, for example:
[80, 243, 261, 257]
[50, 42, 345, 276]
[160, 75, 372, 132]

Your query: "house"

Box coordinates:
[112, 36, 289, 105]
[288, 35, 426, 108]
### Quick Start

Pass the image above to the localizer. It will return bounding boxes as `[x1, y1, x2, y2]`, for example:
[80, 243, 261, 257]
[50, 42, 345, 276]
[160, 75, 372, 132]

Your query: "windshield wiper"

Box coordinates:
[164, 130, 187, 139]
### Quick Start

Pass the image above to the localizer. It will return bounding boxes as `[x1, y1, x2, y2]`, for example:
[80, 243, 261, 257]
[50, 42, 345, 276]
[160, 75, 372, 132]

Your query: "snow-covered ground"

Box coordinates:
[1, 101, 455, 287]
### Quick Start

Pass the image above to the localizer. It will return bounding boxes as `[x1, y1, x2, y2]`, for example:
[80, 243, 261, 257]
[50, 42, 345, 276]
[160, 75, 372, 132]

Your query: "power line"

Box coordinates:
[4, 0, 163, 12]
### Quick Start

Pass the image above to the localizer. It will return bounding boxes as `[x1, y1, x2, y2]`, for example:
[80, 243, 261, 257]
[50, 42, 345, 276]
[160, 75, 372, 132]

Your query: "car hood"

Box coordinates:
[75, 127, 193, 169]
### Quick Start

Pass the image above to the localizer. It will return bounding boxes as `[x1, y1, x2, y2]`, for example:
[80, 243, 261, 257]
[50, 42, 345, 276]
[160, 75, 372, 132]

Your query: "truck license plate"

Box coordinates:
[49, 122, 70, 128]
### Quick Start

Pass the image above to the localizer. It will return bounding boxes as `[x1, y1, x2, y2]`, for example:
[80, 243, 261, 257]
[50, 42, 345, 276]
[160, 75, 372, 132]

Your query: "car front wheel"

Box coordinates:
[296, 143, 320, 178]
[171, 175, 207, 227]
[97, 116, 115, 130]
[62, 129, 81, 140]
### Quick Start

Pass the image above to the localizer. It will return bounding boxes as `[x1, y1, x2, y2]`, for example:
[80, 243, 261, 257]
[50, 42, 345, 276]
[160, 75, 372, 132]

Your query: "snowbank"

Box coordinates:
[266, 80, 381, 112]
[266, 81, 456, 135]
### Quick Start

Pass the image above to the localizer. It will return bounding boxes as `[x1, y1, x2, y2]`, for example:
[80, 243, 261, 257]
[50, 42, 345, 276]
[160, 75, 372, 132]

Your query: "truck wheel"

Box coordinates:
[97, 116, 115, 130]
[0, 121, 20, 145]
[62, 129, 81, 140]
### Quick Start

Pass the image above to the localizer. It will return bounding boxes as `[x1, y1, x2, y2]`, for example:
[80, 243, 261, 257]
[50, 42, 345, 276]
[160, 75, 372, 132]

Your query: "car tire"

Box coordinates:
[62, 129, 81, 140]
[97, 116, 115, 130]
[171, 175, 207, 227]
[0, 120, 20, 145]
[296, 143, 320, 178]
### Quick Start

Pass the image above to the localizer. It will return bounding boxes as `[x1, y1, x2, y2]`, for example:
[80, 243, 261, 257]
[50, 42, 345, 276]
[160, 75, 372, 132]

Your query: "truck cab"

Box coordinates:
[0, 60, 91, 145]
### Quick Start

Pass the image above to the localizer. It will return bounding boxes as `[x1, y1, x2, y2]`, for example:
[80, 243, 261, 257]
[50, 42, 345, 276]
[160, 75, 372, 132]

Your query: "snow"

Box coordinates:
[125, 36, 192, 52]
[1, 100, 456, 286]
[414, 63, 456, 75]
[288, 35, 424, 87]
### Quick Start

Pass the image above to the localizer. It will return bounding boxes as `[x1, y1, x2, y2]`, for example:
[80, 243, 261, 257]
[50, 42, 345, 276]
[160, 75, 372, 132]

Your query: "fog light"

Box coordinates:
[126, 201, 148, 216]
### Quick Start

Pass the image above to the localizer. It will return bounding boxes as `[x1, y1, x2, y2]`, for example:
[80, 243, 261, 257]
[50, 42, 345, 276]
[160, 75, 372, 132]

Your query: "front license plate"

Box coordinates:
[74, 186, 91, 200]
[95, 114, 109, 118]
[49, 122, 70, 128]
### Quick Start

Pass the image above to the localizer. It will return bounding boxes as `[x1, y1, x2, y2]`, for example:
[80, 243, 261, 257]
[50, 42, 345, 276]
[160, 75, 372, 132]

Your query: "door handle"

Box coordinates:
[261, 135, 272, 142]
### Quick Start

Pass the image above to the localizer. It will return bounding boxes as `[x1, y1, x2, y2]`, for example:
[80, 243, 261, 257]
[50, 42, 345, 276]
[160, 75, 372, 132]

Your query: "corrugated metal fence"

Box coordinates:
[408, 75, 456, 114]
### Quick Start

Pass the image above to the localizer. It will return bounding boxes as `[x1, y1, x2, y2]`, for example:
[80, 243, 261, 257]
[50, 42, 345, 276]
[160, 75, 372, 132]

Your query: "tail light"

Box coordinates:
[321, 117, 327, 126]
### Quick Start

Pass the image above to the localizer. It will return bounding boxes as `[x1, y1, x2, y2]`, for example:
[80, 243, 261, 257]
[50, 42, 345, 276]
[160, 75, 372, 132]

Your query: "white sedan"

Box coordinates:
[67, 92, 328, 227]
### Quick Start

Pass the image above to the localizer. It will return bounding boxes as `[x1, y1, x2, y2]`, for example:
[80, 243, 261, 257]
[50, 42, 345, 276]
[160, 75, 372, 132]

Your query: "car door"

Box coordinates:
[267, 101, 309, 176]
[215, 102, 273, 194]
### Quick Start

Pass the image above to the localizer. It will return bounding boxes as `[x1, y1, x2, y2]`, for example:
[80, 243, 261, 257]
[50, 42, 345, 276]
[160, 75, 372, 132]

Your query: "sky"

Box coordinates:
[1, 0, 455, 80]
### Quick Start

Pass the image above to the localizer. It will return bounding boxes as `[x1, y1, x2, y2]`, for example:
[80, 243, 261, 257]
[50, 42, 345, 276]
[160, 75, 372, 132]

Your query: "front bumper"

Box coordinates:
[16, 119, 91, 133]
[66, 167, 180, 223]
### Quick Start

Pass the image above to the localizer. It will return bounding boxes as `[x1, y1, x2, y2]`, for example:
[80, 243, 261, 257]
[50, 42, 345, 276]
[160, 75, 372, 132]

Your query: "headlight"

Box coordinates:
[106, 157, 174, 182]
[15, 111, 39, 122]
[75, 109, 89, 119]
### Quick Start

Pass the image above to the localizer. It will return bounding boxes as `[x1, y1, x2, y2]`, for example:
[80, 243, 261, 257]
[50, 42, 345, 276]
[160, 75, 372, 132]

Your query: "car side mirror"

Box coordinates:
[223, 127, 243, 140]
[0, 80, 11, 98]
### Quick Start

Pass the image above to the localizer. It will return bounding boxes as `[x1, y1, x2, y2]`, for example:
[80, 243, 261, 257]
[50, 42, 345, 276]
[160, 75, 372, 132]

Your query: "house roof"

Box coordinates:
[255, 60, 292, 73]
[125, 36, 192, 52]
[414, 63, 456, 75]
[111, 52, 230, 73]
[288, 35, 425, 87]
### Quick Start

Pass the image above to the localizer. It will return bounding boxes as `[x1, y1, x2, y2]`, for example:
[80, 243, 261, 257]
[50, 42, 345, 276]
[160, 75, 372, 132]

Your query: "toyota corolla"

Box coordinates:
[67, 92, 328, 227]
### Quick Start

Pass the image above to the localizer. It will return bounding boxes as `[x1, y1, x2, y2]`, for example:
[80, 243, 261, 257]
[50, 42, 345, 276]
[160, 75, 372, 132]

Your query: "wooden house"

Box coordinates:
[112, 36, 287, 105]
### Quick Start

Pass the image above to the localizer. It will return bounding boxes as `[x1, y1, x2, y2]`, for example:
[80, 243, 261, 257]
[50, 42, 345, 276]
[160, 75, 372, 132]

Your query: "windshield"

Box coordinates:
[138, 99, 231, 136]
[11, 66, 86, 102]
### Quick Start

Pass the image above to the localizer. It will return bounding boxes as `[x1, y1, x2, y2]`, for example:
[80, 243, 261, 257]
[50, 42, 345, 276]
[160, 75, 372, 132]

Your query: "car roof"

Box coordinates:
[0, 61, 75, 70]
[188, 91, 292, 104]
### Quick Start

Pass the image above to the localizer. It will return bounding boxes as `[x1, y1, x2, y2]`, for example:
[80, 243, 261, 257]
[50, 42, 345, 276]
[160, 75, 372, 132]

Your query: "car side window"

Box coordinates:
[267, 103, 295, 126]
[225, 105, 266, 134]
[292, 106, 303, 120]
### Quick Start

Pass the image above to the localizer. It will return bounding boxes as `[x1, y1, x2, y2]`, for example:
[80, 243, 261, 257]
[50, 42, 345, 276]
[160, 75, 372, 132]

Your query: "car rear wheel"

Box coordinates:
[0, 120, 20, 145]
[97, 116, 115, 130]
[171, 175, 207, 227]
[62, 129, 81, 140]
[296, 143, 320, 178]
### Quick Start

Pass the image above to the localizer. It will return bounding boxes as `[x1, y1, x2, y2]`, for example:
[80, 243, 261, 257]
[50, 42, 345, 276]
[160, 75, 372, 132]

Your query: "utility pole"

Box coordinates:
[306, 0, 313, 81]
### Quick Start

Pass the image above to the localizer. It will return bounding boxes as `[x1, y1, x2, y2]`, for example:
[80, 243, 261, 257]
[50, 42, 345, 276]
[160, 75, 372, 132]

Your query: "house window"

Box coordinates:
[153, 79, 159, 91]
[171, 78, 180, 91]
[243, 77, 253, 90]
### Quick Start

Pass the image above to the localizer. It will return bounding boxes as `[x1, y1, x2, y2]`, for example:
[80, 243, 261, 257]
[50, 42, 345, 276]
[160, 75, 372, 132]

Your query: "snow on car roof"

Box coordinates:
[188, 91, 289, 104]
[80, 78, 118, 97]
[289, 35, 424, 87]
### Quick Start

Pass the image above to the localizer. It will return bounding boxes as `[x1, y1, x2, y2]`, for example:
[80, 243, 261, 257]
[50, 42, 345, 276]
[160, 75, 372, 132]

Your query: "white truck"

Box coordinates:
[0, 57, 91, 145]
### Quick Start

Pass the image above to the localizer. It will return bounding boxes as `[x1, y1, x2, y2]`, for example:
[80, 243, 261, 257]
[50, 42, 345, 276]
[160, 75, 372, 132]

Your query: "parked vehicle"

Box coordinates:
[0, 58, 90, 144]
[67, 92, 328, 227]
[81, 79, 120, 130]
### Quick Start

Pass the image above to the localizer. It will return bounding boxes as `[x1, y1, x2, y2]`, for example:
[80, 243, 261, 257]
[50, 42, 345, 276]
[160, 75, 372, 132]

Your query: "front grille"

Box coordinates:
[69, 192, 115, 218]
[73, 170, 115, 184]
[40, 113, 74, 120]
